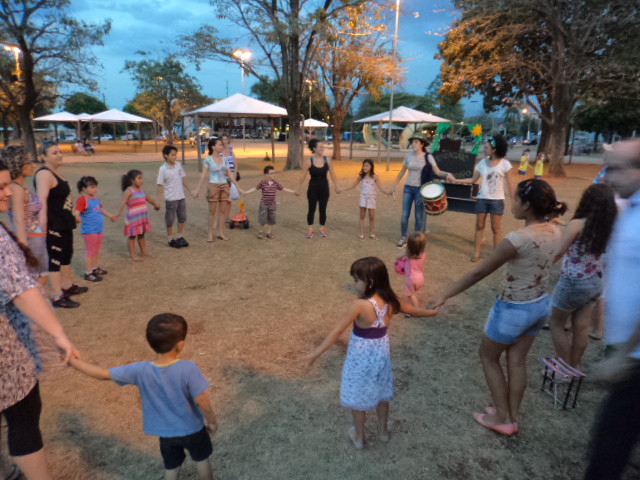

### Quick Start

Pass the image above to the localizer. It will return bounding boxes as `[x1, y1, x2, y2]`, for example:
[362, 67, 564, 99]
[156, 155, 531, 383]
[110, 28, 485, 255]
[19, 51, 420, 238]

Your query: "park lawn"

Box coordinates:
[8, 158, 623, 479]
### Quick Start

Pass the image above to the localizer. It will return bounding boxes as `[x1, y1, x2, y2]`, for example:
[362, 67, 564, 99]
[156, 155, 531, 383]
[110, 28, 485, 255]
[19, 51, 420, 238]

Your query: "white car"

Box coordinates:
[93, 134, 114, 141]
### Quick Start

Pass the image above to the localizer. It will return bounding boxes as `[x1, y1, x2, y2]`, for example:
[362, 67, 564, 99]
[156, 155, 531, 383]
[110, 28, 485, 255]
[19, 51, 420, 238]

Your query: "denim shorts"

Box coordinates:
[474, 198, 505, 215]
[552, 274, 602, 312]
[484, 295, 551, 344]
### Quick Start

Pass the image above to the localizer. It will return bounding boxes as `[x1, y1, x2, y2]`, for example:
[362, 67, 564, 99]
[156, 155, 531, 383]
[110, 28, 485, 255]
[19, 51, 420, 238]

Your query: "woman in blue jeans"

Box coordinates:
[391, 134, 454, 248]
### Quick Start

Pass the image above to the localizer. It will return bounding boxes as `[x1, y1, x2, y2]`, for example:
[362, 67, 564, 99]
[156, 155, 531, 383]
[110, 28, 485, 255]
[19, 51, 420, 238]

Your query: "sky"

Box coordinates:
[69, 0, 479, 115]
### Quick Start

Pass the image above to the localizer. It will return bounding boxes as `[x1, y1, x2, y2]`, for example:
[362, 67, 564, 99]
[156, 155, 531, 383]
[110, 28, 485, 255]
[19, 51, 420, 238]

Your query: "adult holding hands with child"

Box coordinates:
[194, 137, 244, 242]
[297, 138, 341, 239]
[391, 133, 455, 248]
[0, 159, 79, 480]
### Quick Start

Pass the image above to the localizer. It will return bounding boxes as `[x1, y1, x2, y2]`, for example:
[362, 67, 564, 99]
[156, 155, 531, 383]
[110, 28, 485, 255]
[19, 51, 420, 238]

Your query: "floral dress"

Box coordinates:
[0, 223, 39, 411]
[340, 298, 393, 411]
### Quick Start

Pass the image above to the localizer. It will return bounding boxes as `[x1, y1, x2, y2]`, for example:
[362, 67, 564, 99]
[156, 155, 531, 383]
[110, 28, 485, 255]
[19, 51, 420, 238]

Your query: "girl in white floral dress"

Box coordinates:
[305, 257, 437, 449]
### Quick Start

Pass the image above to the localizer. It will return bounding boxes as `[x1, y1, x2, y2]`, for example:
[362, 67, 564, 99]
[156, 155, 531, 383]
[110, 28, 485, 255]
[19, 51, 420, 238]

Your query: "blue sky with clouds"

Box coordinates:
[69, 0, 478, 114]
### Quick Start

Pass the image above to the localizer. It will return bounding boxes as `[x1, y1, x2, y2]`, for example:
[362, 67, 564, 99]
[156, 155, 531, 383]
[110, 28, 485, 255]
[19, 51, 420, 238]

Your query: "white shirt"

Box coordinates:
[476, 158, 512, 200]
[157, 162, 186, 201]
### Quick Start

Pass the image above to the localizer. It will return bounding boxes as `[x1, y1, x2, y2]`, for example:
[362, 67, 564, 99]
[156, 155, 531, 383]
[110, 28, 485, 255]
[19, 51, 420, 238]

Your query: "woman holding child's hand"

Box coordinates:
[0, 161, 79, 480]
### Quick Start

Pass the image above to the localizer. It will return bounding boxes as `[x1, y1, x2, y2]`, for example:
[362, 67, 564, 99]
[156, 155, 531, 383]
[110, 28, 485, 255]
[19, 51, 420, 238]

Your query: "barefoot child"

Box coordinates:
[75, 176, 115, 282]
[345, 159, 391, 240]
[115, 170, 160, 261]
[430, 179, 566, 435]
[400, 231, 427, 309]
[69, 313, 218, 480]
[304, 257, 438, 449]
[156, 145, 193, 249]
[243, 165, 296, 239]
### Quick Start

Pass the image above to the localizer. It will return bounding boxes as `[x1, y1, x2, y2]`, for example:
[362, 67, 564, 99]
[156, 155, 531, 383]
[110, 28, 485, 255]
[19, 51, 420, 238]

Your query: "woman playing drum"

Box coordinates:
[391, 133, 454, 247]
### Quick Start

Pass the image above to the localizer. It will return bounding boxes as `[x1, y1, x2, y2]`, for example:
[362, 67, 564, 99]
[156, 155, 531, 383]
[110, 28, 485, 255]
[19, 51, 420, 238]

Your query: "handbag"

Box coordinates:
[230, 182, 240, 200]
[394, 256, 408, 275]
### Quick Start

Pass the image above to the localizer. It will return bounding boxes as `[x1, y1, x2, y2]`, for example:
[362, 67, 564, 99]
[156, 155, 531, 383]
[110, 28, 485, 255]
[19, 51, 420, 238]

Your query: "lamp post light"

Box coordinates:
[386, 0, 401, 171]
[521, 107, 531, 142]
[3, 45, 21, 81]
[233, 48, 252, 150]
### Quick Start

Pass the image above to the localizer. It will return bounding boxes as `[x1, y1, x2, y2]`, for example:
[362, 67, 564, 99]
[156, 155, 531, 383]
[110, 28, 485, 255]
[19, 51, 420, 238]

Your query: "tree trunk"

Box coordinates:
[18, 107, 37, 162]
[285, 114, 304, 170]
[332, 123, 343, 161]
[548, 122, 568, 176]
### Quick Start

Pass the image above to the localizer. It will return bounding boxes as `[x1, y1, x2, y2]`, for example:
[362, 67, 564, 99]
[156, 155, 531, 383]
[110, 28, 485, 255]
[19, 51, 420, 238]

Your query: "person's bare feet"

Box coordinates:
[347, 426, 364, 449]
[470, 253, 480, 262]
[129, 256, 142, 262]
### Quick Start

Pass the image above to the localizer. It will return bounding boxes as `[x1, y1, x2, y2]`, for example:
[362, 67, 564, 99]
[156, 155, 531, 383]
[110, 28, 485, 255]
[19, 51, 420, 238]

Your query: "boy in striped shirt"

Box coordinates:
[244, 166, 295, 239]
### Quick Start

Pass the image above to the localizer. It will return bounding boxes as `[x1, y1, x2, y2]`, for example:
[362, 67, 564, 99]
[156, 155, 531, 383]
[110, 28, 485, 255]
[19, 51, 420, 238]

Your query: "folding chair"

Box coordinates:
[540, 357, 586, 409]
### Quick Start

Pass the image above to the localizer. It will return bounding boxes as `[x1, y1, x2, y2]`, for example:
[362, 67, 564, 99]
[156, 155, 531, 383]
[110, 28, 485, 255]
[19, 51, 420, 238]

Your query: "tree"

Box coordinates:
[64, 92, 107, 115]
[356, 92, 422, 119]
[313, 1, 395, 160]
[124, 54, 207, 143]
[414, 76, 464, 123]
[179, 0, 368, 170]
[0, 0, 110, 158]
[438, 0, 640, 176]
[573, 99, 640, 145]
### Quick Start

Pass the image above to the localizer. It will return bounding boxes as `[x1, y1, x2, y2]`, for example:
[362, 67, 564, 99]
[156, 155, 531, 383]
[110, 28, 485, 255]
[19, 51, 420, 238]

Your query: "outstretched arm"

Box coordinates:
[194, 167, 209, 199]
[373, 175, 392, 195]
[553, 219, 584, 263]
[399, 300, 439, 317]
[429, 238, 518, 308]
[327, 159, 341, 193]
[303, 301, 362, 367]
[296, 168, 309, 195]
[114, 189, 133, 219]
[69, 357, 111, 381]
[428, 155, 456, 183]
[346, 176, 363, 192]
[391, 164, 407, 193]
[455, 170, 481, 185]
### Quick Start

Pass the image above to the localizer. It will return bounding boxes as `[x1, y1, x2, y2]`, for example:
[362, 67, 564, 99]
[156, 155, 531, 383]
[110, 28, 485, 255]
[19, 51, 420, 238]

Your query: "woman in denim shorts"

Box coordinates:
[431, 179, 566, 436]
[549, 184, 617, 368]
[456, 135, 513, 262]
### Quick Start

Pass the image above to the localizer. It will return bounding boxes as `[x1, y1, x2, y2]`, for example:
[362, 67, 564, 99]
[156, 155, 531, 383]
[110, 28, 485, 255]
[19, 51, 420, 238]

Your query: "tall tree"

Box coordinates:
[124, 54, 206, 143]
[414, 76, 464, 123]
[0, 0, 110, 158]
[438, 0, 640, 175]
[179, 0, 368, 170]
[64, 92, 107, 115]
[313, 1, 395, 160]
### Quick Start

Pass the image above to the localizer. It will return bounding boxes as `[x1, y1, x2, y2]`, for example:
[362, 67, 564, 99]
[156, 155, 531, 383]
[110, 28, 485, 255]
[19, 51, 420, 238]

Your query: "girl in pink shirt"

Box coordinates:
[402, 232, 427, 308]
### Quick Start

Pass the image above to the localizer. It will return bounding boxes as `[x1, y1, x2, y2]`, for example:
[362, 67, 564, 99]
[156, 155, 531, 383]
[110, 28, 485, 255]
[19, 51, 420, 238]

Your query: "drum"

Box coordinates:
[420, 182, 448, 216]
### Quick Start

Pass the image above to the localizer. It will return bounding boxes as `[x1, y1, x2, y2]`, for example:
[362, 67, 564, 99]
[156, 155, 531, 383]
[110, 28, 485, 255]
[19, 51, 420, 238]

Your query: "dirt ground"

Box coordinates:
[3, 155, 632, 480]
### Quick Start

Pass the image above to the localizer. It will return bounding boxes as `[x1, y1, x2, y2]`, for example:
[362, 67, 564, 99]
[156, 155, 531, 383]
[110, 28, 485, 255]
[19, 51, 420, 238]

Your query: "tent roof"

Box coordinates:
[185, 93, 288, 118]
[77, 113, 93, 120]
[34, 111, 80, 122]
[304, 118, 328, 127]
[89, 108, 153, 123]
[354, 106, 451, 124]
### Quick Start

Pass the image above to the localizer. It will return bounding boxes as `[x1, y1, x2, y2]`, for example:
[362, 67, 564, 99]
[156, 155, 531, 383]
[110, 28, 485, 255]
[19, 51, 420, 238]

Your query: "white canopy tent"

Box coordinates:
[303, 118, 328, 128]
[354, 107, 453, 165]
[88, 108, 155, 148]
[34, 111, 82, 141]
[183, 93, 289, 167]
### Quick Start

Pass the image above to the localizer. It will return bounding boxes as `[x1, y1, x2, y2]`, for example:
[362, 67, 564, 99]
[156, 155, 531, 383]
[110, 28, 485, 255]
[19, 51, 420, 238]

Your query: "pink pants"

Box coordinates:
[83, 233, 104, 258]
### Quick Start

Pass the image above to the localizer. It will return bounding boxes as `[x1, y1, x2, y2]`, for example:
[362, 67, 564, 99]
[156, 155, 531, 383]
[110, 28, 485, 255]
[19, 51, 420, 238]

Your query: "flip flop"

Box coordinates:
[473, 413, 517, 436]
[484, 408, 519, 433]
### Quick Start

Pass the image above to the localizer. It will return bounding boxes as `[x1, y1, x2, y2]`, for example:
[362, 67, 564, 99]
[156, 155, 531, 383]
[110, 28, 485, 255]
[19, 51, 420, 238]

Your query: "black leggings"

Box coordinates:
[307, 185, 330, 226]
[2, 382, 43, 456]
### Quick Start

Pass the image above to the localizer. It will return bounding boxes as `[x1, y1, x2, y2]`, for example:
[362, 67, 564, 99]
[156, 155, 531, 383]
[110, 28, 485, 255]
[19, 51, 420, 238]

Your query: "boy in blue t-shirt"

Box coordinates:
[75, 176, 115, 282]
[70, 313, 218, 480]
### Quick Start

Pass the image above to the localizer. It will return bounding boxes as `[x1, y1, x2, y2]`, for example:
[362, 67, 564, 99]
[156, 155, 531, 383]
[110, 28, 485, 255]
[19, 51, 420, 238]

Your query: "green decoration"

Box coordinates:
[430, 122, 452, 152]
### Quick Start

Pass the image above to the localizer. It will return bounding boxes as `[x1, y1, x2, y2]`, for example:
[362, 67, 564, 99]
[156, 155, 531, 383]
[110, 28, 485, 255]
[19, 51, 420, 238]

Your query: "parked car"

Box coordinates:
[93, 134, 114, 141]
[523, 137, 538, 145]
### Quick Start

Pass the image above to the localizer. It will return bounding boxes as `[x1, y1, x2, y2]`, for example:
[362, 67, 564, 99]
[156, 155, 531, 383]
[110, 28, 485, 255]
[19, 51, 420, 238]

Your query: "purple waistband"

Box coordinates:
[353, 323, 388, 339]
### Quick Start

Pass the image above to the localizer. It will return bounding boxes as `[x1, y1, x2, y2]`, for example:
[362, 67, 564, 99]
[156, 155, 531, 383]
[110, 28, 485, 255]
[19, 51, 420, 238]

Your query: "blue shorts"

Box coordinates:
[552, 275, 602, 312]
[474, 198, 505, 215]
[484, 295, 551, 344]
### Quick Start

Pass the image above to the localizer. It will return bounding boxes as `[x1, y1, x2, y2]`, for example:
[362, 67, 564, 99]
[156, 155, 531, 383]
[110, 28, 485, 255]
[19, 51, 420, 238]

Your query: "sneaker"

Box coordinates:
[177, 237, 189, 247]
[52, 295, 80, 308]
[306, 230, 313, 238]
[168, 239, 181, 248]
[62, 284, 88, 296]
[396, 238, 407, 248]
[257, 232, 264, 239]
[92, 267, 108, 275]
[83, 272, 103, 282]
[320, 228, 328, 238]
[266, 233, 273, 239]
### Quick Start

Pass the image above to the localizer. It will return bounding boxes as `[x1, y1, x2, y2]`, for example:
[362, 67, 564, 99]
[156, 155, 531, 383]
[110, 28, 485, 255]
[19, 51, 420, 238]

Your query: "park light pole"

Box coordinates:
[386, 0, 401, 171]
[3, 44, 21, 81]
[521, 106, 531, 142]
[233, 48, 252, 150]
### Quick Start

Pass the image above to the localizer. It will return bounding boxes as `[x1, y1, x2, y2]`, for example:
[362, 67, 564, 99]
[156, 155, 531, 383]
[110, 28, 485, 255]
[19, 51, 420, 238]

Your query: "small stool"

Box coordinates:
[540, 357, 586, 409]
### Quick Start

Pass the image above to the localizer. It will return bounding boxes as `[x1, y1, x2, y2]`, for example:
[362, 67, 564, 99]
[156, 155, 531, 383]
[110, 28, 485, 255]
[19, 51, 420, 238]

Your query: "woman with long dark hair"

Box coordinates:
[549, 183, 617, 368]
[431, 179, 566, 436]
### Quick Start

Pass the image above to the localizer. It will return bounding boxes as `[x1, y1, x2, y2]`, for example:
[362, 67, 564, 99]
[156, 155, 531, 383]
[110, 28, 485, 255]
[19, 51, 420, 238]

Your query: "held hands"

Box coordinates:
[56, 335, 80, 364]
[446, 173, 456, 183]
[426, 296, 446, 309]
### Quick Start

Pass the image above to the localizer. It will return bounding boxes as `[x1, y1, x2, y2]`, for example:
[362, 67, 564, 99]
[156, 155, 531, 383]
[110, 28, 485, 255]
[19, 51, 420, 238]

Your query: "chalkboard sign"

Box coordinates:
[432, 151, 477, 180]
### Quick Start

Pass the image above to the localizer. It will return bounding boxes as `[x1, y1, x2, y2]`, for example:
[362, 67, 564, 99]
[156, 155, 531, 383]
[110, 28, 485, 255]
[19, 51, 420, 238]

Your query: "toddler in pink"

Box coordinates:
[402, 231, 427, 308]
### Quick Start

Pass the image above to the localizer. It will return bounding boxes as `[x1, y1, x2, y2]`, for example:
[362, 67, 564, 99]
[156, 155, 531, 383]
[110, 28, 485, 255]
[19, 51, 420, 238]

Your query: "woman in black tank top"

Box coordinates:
[296, 138, 341, 238]
[34, 143, 87, 308]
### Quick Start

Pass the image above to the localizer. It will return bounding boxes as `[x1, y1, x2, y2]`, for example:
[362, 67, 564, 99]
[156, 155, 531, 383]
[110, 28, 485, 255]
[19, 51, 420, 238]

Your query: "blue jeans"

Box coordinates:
[401, 185, 425, 238]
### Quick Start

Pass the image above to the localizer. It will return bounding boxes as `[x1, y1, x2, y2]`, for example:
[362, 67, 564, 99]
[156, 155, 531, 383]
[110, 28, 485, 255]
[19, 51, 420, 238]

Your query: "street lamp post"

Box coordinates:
[3, 45, 21, 81]
[233, 48, 252, 150]
[386, 0, 401, 171]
